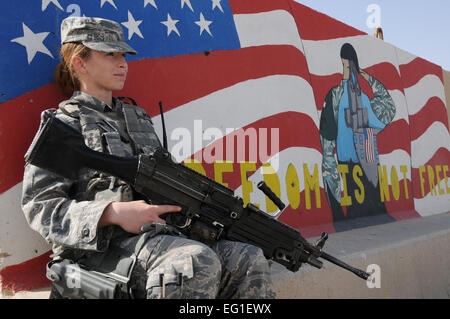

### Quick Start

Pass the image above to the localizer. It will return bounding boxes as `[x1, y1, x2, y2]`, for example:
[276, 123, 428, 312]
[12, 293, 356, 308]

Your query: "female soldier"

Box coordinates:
[319, 43, 396, 232]
[21, 16, 275, 299]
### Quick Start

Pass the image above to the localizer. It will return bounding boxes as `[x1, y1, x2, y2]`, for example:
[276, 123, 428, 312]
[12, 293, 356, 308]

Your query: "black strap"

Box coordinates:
[117, 96, 138, 106]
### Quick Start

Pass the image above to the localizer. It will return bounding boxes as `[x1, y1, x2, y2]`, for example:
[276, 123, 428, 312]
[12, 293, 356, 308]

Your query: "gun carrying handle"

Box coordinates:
[257, 181, 286, 211]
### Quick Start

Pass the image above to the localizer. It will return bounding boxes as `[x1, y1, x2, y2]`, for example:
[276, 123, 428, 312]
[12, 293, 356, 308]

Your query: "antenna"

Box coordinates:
[159, 101, 168, 150]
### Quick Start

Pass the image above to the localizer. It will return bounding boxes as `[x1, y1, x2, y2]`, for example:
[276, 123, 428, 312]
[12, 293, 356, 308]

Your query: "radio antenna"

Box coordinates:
[159, 101, 168, 150]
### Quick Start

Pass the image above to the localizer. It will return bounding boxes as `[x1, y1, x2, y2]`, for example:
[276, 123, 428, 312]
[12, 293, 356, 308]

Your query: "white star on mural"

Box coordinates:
[41, 0, 63, 11]
[11, 23, 54, 64]
[195, 13, 213, 37]
[101, 0, 118, 10]
[161, 13, 181, 37]
[144, 0, 157, 9]
[181, 0, 194, 12]
[121, 11, 144, 40]
[211, 0, 224, 13]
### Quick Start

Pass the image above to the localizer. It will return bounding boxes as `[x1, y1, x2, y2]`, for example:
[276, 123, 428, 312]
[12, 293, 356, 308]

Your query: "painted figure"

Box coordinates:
[319, 43, 396, 231]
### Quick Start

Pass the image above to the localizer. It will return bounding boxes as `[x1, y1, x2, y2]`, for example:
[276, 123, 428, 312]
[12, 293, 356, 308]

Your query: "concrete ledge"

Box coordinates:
[0, 287, 50, 299]
[4, 212, 450, 299]
[271, 212, 450, 299]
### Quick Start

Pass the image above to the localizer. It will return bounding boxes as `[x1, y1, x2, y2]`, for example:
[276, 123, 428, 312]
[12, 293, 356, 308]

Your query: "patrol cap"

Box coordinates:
[61, 17, 137, 55]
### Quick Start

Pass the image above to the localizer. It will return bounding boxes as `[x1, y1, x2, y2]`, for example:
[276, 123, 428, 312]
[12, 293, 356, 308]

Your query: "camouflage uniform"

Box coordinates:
[320, 76, 396, 204]
[21, 17, 275, 299]
[319, 73, 396, 230]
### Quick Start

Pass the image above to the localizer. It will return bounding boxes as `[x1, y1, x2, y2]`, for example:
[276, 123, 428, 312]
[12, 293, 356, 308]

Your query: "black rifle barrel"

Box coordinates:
[321, 252, 370, 280]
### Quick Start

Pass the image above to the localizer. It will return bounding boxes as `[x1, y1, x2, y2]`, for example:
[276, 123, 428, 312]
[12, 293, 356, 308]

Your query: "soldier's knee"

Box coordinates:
[146, 241, 222, 299]
[238, 243, 267, 266]
[246, 244, 265, 259]
[189, 242, 222, 280]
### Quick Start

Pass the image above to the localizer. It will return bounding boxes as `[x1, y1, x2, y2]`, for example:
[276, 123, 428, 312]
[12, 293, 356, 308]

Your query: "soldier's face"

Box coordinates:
[77, 50, 128, 92]
[342, 59, 350, 80]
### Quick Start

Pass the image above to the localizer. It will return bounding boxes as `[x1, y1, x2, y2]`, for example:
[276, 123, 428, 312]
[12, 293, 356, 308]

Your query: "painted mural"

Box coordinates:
[318, 42, 397, 231]
[0, 0, 449, 292]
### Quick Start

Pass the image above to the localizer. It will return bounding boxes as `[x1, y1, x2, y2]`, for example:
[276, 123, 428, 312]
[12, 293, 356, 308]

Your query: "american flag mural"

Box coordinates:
[0, 0, 449, 292]
[364, 128, 376, 164]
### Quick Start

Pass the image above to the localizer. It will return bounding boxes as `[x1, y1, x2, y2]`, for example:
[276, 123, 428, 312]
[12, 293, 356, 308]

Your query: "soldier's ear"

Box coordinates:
[72, 56, 87, 75]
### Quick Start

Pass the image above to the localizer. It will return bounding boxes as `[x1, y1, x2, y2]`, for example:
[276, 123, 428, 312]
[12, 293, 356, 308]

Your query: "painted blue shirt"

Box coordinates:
[336, 79, 387, 163]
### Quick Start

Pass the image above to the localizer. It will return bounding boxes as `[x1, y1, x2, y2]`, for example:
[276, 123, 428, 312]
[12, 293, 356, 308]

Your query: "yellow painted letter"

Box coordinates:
[419, 165, 426, 197]
[400, 165, 409, 199]
[444, 165, 450, 194]
[286, 164, 300, 210]
[240, 162, 256, 206]
[435, 165, 444, 195]
[390, 166, 400, 201]
[338, 164, 352, 206]
[303, 164, 321, 209]
[184, 159, 206, 176]
[378, 165, 390, 202]
[353, 165, 365, 204]
[214, 160, 234, 187]
[427, 165, 436, 196]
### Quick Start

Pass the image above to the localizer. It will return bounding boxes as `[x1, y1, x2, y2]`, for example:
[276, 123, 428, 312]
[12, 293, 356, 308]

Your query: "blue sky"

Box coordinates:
[295, 0, 450, 70]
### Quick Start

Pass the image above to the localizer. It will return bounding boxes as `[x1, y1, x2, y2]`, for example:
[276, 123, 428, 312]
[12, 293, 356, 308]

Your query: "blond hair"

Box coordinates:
[54, 43, 92, 97]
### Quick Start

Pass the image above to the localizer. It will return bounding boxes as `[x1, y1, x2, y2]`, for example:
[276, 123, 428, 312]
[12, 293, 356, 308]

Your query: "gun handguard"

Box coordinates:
[25, 112, 370, 280]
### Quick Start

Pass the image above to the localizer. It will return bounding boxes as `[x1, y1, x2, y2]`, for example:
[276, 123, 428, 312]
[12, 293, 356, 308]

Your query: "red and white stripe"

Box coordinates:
[365, 128, 375, 163]
[397, 48, 450, 217]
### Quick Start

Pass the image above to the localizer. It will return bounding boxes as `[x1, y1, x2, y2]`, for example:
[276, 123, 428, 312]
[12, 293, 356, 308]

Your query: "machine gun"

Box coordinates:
[25, 111, 370, 280]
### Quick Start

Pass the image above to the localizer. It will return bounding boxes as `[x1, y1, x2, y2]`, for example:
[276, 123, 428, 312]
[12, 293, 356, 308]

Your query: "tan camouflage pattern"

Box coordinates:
[22, 91, 275, 299]
[320, 75, 396, 202]
[61, 17, 137, 54]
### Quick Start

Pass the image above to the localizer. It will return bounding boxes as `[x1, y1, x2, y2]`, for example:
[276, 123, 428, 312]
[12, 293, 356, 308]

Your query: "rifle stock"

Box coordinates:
[25, 112, 370, 280]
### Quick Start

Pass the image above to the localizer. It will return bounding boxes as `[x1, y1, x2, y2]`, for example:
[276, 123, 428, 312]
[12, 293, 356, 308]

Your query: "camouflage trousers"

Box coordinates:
[125, 234, 276, 299]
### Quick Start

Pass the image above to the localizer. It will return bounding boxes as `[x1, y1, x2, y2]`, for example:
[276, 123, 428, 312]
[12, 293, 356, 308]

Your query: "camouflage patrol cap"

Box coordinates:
[61, 17, 137, 55]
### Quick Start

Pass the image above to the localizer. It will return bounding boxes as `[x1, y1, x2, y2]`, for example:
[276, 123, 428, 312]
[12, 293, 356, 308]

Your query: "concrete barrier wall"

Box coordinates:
[272, 211, 450, 298]
[1, 0, 449, 294]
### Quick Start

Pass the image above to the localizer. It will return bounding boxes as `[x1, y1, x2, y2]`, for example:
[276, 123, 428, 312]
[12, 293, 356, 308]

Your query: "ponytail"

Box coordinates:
[54, 43, 91, 97]
[54, 61, 74, 97]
